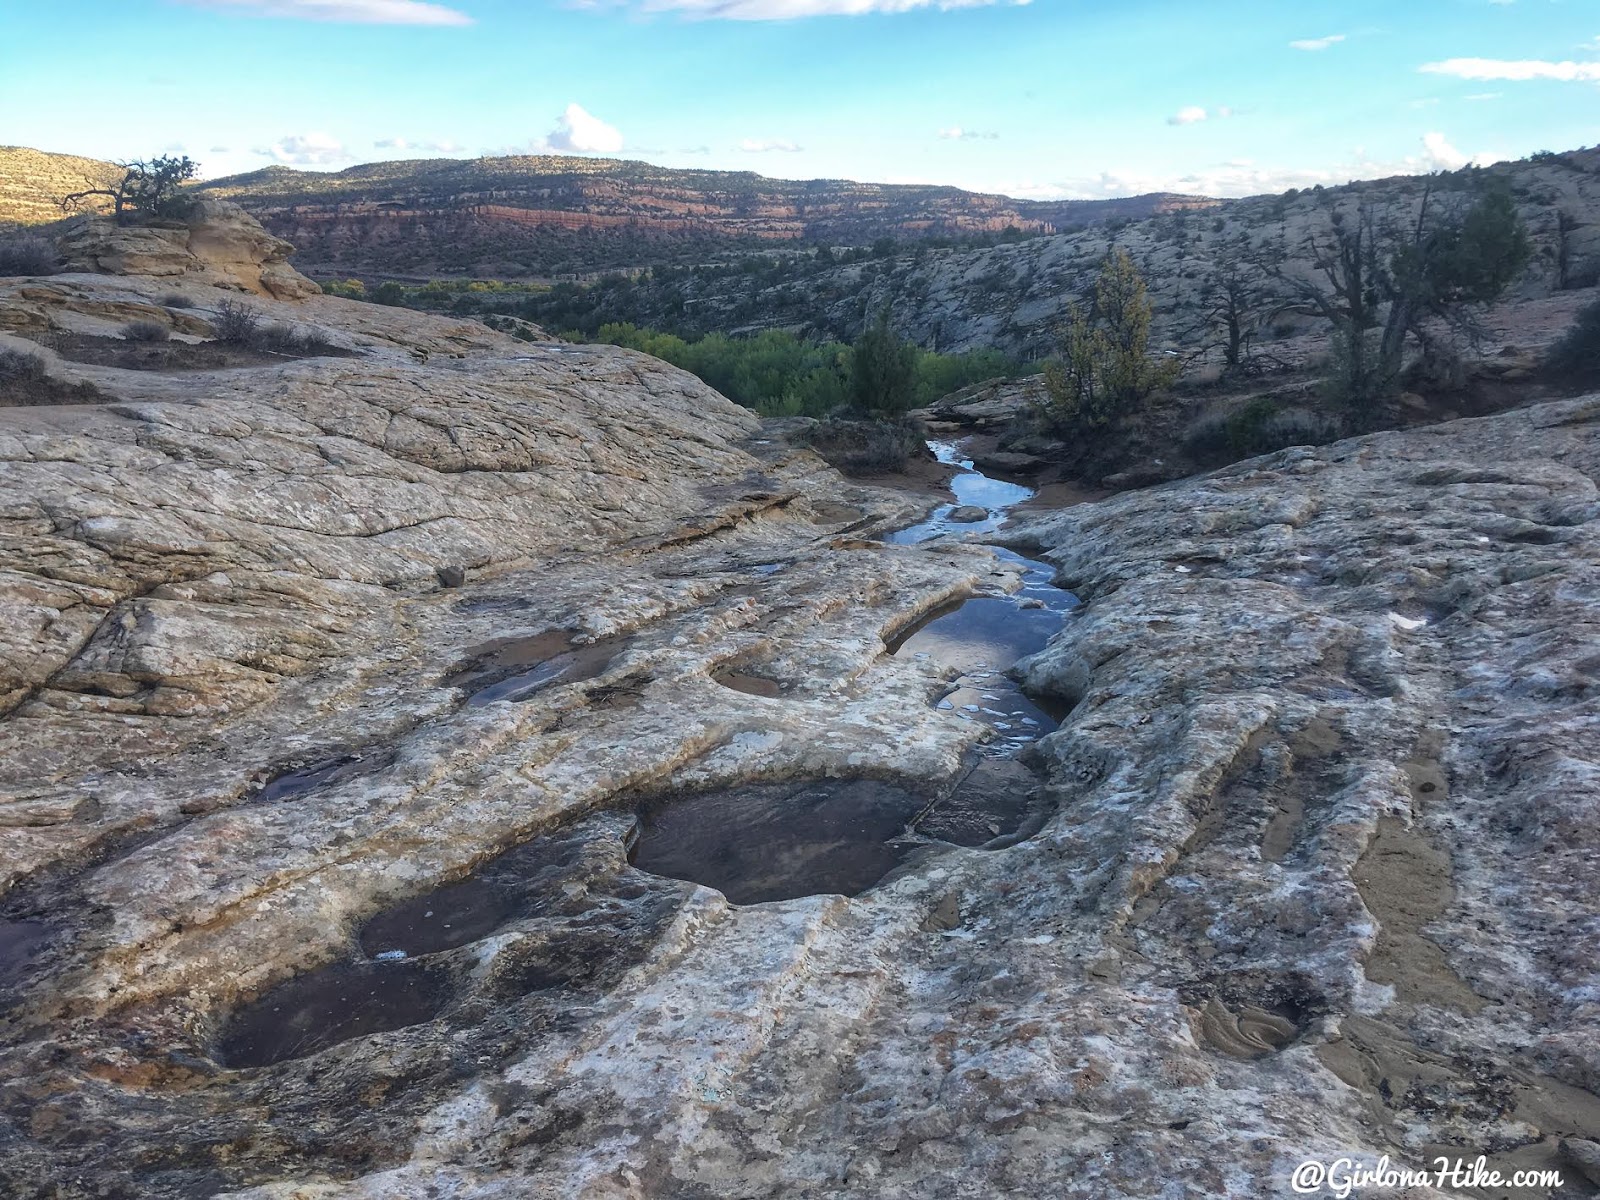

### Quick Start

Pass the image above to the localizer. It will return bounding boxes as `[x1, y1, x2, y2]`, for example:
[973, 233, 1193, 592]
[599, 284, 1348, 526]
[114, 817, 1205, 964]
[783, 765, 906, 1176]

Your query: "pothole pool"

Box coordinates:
[886, 440, 1079, 756]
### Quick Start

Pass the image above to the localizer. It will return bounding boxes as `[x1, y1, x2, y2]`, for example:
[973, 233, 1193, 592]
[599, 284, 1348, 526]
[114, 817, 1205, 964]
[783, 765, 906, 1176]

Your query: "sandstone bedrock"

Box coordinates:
[0, 209, 1597, 1199]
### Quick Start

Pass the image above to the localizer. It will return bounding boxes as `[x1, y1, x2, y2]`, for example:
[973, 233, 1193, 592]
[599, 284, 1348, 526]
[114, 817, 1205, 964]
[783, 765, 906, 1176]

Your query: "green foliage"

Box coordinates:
[122, 156, 200, 220]
[1043, 248, 1177, 431]
[851, 312, 917, 416]
[321, 278, 367, 299]
[64, 155, 199, 224]
[1182, 398, 1339, 466]
[371, 281, 408, 307]
[1272, 176, 1530, 416]
[587, 321, 1030, 418]
[1546, 296, 1600, 385]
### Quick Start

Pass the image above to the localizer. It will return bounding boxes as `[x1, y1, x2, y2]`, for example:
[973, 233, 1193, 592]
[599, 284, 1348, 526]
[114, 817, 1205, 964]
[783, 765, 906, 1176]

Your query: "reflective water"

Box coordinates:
[886, 441, 1078, 756]
[884, 443, 1034, 544]
[446, 630, 633, 707]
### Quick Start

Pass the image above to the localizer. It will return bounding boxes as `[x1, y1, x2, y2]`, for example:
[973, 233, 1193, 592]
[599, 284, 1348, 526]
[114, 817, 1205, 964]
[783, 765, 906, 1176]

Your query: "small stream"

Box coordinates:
[885, 440, 1079, 757]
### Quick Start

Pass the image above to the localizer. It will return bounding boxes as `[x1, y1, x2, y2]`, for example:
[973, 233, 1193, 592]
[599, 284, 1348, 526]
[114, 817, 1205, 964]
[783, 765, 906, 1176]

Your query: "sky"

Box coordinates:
[0, 0, 1596, 201]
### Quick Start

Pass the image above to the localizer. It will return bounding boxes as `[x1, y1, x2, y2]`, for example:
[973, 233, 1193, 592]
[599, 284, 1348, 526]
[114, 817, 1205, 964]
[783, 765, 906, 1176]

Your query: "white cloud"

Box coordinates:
[993, 141, 1493, 202]
[1290, 33, 1345, 51]
[635, 0, 1023, 19]
[1420, 57, 1600, 82]
[1464, 91, 1503, 101]
[1166, 105, 1235, 126]
[180, 0, 472, 23]
[1422, 131, 1470, 170]
[544, 104, 624, 154]
[679, 145, 712, 154]
[937, 126, 998, 140]
[255, 132, 351, 165]
[739, 138, 803, 152]
[374, 137, 465, 152]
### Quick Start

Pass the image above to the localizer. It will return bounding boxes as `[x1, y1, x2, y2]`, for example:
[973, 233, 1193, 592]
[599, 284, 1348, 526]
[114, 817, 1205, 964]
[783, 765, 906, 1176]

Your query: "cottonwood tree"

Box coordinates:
[61, 155, 199, 224]
[1261, 174, 1529, 414]
[1044, 247, 1178, 431]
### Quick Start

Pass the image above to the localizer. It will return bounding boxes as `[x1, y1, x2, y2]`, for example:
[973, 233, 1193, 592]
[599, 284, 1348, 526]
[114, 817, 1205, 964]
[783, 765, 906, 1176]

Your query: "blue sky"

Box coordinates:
[0, 0, 1595, 199]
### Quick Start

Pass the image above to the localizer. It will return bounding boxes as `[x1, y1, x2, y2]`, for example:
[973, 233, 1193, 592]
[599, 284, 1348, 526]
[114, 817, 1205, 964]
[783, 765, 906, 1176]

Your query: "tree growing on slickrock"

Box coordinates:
[1261, 174, 1529, 417]
[1044, 247, 1177, 433]
[61, 155, 199, 224]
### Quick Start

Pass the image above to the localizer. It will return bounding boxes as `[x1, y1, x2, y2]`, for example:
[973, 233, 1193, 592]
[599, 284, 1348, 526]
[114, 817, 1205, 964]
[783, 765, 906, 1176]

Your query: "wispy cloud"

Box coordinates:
[1464, 91, 1503, 101]
[937, 126, 998, 140]
[254, 132, 351, 165]
[1420, 57, 1600, 82]
[180, 0, 473, 23]
[1166, 105, 1234, 126]
[1290, 33, 1345, 51]
[630, 0, 1025, 19]
[375, 136, 465, 152]
[739, 138, 803, 152]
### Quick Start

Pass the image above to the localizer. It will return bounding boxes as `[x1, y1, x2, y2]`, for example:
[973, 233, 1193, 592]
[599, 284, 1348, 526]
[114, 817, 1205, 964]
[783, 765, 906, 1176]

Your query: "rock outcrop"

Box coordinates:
[57, 199, 321, 300]
[0, 262, 1597, 1198]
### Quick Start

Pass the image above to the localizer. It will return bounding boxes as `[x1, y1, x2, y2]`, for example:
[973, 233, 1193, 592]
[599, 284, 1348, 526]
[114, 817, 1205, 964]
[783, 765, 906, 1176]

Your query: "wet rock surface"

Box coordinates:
[2, 256, 1599, 1198]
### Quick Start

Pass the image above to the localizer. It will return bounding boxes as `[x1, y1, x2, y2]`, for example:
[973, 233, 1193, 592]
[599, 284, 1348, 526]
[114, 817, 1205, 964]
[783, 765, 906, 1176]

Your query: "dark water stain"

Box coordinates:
[0, 918, 50, 990]
[712, 666, 785, 698]
[628, 773, 1049, 905]
[914, 757, 1049, 849]
[213, 960, 454, 1069]
[446, 629, 633, 707]
[360, 879, 516, 959]
[252, 751, 392, 804]
[629, 780, 927, 904]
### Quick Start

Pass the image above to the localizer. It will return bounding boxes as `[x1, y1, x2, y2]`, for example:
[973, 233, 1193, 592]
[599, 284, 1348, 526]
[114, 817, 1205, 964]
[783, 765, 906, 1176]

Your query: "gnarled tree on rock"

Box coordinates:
[60, 155, 199, 224]
[1262, 172, 1529, 418]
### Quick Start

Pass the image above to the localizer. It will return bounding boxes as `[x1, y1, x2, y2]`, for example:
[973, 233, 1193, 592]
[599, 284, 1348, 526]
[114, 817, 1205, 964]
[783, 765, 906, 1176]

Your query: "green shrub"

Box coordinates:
[121, 319, 170, 343]
[1183, 397, 1338, 465]
[1546, 297, 1600, 385]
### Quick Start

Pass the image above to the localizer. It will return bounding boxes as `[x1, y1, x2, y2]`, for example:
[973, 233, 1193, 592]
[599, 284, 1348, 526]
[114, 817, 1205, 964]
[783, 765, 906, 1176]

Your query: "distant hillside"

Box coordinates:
[0, 146, 120, 227]
[491, 147, 1600, 359]
[190, 155, 1216, 277]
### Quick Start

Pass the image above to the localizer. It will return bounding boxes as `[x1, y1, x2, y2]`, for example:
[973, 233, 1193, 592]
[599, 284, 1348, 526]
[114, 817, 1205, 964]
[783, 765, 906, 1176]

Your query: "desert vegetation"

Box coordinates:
[584, 321, 1031, 418]
[0, 347, 110, 406]
[60, 155, 199, 224]
[1043, 248, 1178, 434]
[1547, 296, 1600, 387]
[0, 236, 60, 277]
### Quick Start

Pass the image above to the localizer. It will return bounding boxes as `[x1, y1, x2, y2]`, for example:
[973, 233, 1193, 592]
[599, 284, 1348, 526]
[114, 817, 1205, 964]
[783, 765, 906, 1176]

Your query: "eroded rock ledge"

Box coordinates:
[0, 261, 1597, 1198]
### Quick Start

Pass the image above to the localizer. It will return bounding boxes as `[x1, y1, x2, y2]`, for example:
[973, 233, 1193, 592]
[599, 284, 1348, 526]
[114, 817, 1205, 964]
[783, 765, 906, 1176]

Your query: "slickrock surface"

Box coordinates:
[2, 246, 1598, 1197]
[57, 199, 322, 300]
